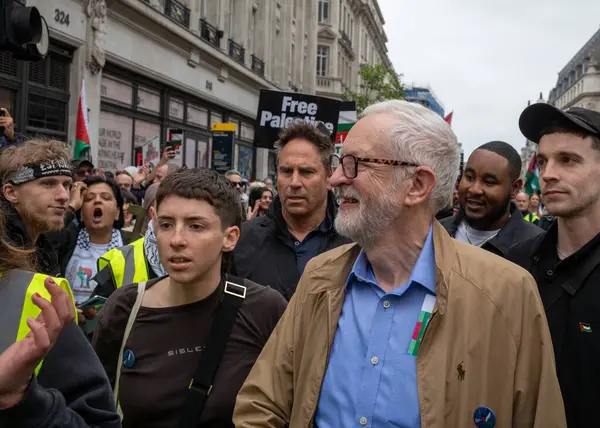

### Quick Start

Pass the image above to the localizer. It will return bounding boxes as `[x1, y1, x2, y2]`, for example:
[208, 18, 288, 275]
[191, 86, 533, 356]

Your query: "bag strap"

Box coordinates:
[113, 281, 147, 418]
[177, 275, 247, 428]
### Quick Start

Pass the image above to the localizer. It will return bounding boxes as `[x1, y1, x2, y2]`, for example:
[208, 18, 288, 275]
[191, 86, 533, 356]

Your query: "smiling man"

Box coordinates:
[507, 104, 600, 428]
[234, 101, 565, 428]
[441, 141, 542, 258]
[233, 123, 349, 300]
[0, 139, 81, 275]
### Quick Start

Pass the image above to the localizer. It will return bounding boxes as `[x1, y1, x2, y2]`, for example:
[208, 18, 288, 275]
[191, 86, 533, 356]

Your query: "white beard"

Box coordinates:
[335, 187, 399, 249]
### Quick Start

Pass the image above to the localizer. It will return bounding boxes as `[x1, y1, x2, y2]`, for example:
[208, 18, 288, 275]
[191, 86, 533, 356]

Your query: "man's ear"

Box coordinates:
[404, 166, 437, 208]
[511, 178, 523, 199]
[3, 183, 18, 204]
[222, 225, 240, 253]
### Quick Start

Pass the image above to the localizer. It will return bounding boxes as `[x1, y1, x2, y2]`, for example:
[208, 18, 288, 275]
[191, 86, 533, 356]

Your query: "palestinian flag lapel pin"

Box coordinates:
[579, 322, 593, 333]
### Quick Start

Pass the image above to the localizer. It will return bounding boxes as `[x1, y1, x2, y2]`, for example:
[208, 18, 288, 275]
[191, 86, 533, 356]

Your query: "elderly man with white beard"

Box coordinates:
[233, 100, 565, 428]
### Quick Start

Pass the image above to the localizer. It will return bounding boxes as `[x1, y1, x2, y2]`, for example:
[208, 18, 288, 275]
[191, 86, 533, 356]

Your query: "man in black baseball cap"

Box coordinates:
[508, 103, 600, 428]
[72, 159, 95, 182]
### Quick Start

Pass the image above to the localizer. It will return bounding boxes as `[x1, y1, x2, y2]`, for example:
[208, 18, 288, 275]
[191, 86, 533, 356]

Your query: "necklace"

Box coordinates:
[556, 245, 567, 260]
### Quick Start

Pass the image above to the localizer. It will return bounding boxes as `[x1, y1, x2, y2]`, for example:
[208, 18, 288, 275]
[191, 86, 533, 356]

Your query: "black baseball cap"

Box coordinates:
[71, 159, 95, 169]
[519, 103, 600, 144]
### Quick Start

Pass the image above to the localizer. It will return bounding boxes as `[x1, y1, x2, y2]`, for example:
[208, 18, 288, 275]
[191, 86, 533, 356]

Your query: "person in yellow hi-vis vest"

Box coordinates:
[0, 188, 120, 425]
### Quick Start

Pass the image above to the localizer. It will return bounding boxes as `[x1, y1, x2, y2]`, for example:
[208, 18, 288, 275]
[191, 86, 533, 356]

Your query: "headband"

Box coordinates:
[5, 159, 73, 185]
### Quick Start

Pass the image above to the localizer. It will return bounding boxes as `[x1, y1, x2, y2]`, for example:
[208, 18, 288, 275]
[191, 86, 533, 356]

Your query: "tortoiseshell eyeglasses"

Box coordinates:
[330, 154, 419, 179]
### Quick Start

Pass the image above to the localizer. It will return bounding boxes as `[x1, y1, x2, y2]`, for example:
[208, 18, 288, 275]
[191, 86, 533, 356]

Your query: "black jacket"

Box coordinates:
[0, 322, 121, 427]
[233, 192, 350, 300]
[506, 223, 600, 428]
[2, 201, 62, 276]
[440, 202, 543, 258]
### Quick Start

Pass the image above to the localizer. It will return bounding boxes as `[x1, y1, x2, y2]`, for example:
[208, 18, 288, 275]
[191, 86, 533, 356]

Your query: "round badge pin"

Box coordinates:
[122, 349, 135, 368]
[473, 406, 496, 428]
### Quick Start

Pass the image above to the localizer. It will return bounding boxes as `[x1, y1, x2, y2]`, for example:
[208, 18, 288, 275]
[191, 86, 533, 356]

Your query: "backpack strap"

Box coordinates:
[114, 280, 147, 419]
[177, 275, 246, 427]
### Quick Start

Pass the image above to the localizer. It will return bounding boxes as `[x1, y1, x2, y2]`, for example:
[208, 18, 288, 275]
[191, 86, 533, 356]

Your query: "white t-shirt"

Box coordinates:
[65, 242, 110, 303]
[455, 221, 500, 247]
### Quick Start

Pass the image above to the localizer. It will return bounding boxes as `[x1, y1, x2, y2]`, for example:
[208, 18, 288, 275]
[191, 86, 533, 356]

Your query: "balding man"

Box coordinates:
[234, 100, 565, 428]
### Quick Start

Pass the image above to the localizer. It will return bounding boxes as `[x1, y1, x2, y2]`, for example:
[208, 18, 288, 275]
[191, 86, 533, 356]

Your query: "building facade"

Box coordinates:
[314, 0, 392, 99]
[403, 84, 445, 117]
[0, 0, 336, 180]
[548, 27, 600, 112]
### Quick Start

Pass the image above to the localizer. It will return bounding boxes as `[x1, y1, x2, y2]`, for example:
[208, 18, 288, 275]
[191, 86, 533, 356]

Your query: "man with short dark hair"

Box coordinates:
[233, 123, 350, 299]
[507, 104, 600, 428]
[72, 159, 95, 182]
[441, 141, 543, 258]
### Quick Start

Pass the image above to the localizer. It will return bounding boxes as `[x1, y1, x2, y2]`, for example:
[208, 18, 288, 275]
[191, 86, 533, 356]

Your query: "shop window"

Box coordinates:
[0, 88, 16, 112]
[169, 98, 184, 120]
[241, 122, 254, 141]
[98, 111, 133, 170]
[185, 138, 197, 168]
[187, 104, 208, 127]
[0, 51, 18, 77]
[210, 112, 223, 127]
[237, 144, 255, 179]
[137, 86, 161, 113]
[28, 52, 70, 90]
[197, 140, 209, 168]
[101, 75, 133, 105]
[27, 95, 67, 132]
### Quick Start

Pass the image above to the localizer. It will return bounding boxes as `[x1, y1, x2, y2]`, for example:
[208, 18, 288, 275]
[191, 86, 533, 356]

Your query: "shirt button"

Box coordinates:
[370, 356, 379, 365]
[383, 300, 391, 309]
[359, 416, 368, 425]
[294, 241, 300, 246]
[547, 269, 554, 277]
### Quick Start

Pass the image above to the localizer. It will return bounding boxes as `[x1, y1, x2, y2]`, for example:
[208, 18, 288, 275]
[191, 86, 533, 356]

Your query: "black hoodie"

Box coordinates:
[233, 191, 351, 300]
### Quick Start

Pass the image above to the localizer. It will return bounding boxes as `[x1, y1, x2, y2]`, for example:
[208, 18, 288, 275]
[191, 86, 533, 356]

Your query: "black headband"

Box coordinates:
[5, 159, 73, 185]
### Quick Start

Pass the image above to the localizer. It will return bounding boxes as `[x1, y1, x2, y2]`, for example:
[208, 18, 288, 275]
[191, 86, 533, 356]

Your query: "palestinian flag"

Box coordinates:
[336, 122, 354, 144]
[74, 80, 91, 160]
[524, 154, 539, 196]
[444, 111, 454, 126]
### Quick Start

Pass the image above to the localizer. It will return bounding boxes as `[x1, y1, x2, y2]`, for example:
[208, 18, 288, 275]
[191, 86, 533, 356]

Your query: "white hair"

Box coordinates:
[361, 100, 460, 213]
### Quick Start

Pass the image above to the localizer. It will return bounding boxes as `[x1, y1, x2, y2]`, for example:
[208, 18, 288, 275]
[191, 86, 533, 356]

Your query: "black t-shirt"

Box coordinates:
[93, 277, 287, 428]
[507, 225, 600, 428]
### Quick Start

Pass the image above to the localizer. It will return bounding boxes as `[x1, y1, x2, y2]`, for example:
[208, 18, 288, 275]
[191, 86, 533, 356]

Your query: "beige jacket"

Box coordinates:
[234, 221, 566, 428]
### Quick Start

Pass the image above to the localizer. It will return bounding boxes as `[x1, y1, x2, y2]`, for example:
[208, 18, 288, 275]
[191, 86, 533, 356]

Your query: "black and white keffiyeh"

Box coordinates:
[76, 228, 123, 252]
[144, 220, 166, 277]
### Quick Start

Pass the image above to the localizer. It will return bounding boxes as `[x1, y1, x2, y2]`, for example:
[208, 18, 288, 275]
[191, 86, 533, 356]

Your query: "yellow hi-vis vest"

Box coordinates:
[0, 270, 75, 375]
[97, 238, 148, 290]
[524, 212, 540, 223]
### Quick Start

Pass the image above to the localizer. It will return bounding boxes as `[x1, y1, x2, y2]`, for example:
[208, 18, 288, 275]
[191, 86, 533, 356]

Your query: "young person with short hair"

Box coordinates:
[93, 168, 287, 428]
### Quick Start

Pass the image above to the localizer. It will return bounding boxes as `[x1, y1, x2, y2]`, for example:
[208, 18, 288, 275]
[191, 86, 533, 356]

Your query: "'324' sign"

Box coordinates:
[54, 9, 71, 27]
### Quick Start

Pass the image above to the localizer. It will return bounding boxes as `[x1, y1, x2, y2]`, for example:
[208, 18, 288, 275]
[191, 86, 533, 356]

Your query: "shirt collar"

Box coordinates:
[347, 224, 436, 295]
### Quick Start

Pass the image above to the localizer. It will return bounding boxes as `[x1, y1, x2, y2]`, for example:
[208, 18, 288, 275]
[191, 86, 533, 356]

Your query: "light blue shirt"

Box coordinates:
[314, 225, 436, 428]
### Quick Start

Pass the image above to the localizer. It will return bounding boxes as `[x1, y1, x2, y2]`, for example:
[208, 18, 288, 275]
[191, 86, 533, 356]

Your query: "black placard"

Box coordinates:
[211, 130, 234, 174]
[254, 90, 341, 150]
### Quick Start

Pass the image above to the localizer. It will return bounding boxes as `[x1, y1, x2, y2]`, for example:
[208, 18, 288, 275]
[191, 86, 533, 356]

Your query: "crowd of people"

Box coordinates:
[0, 98, 598, 428]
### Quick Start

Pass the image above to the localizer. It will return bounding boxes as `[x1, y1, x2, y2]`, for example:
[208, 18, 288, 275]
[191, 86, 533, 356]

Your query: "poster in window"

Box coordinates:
[167, 128, 184, 166]
[98, 111, 133, 171]
[134, 120, 161, 166]
[237, 145, 254, 179]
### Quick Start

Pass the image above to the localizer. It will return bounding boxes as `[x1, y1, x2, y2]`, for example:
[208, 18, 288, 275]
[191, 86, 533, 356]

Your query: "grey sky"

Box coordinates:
[379, 0, 600, 158]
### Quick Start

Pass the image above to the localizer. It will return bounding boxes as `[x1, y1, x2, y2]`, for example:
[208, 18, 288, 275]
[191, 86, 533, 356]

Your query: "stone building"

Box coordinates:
[0, 0, 390, 179]
[314, 0, 392, 99]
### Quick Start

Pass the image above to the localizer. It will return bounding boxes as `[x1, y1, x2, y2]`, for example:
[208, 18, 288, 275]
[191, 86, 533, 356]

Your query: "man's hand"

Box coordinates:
[0, 278, 75, 408]
[0, 109, 15, 141]
[133, 165, 149, 188]
[68, 182, 87, 212]
[159, 146, 176, 165]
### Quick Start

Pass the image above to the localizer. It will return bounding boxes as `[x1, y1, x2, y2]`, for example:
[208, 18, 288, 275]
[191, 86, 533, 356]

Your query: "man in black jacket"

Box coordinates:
[234, 123, 350, 300]
[506, 104, 600, 428]
[441, 141, 542, 258]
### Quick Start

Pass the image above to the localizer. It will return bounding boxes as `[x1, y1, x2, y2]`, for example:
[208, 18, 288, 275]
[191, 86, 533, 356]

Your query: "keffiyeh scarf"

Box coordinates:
[76, 228, 123, 252]
[144, 220, 167, 277]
